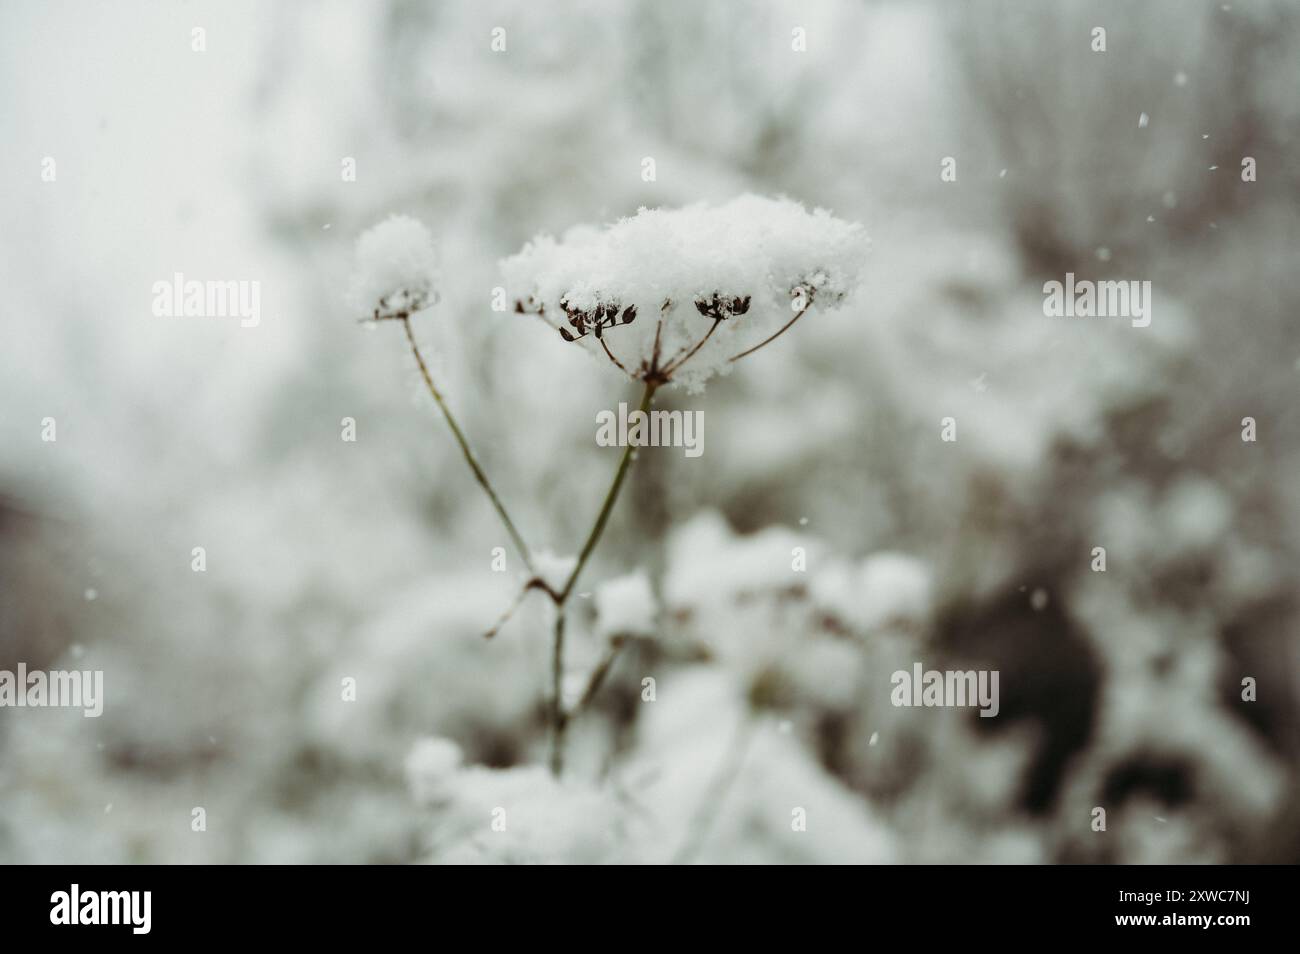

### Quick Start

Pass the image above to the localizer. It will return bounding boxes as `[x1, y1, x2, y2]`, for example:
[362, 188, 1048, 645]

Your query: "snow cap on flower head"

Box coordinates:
[501, 195, 868, 392]
[350, 214, 440, 318]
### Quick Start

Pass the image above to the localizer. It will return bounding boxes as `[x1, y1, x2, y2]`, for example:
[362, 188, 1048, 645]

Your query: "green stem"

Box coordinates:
[559, 380, 657, 602]
[575, 638, 626, 713]
[548, 379, 656, 776]
[549, 608, 568, 776]
[401, 317, 535, 574]
[549, 636, 625, 776]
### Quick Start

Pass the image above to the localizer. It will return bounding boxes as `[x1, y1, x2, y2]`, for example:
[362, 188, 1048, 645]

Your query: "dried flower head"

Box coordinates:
[502, 195, 868, 391]
[349, 214, 440, 319]
[694, 293, 751, 320]
[557, 296, 637, 341]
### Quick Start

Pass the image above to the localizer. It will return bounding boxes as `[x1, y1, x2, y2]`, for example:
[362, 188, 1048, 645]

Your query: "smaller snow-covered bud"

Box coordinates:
[349, 214, 439, 319]
[793, 269, 847, 308]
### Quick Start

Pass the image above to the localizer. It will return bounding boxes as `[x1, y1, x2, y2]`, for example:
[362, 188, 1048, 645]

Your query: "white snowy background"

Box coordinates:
[1, 0, 1298, 863]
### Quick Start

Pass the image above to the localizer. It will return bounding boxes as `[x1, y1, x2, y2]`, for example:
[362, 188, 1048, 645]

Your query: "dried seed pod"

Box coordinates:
[514, 295, 546, 316]
[694, 292, 750, 320]
[556, 294, 632, 341]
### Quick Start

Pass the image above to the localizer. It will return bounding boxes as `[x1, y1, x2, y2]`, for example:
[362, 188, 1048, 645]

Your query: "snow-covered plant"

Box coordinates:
[502, 194, 868, 392]
[350, 214, 440, 319]
[352, 196, 866, 776]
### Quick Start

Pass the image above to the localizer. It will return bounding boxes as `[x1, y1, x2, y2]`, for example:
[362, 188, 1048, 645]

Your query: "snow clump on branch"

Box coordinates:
[501, 195, 868, 392]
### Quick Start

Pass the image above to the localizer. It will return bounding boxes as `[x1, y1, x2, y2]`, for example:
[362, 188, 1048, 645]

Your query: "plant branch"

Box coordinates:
[663, 317, 722, 377]
[546, 379, 656, 775]
[399, 316, 535, 574]
[600, 336, 631, 377]
[574, 637, 627, 714]
[549, 607, 568, 776]
[652, 303, 667, 371]
[482, 577, 557, 639]
[558, 379, 656, 602]
[727, 300, 813, 364]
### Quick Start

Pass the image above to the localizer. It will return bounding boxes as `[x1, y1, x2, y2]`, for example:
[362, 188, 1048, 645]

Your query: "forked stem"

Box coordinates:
[389, 314, 658, 779]
[548, 378, 657, 775]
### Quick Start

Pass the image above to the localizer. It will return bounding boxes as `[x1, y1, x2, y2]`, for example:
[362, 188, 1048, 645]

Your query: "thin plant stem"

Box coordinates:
[575, 638, 626, 713]
[728, 301, 812, 364]
[548, 635, 624, 776]
[663, 317, 722, 377]
[391, 315, 653, 779]
[558, 379, 656, 602]
[600, 335, 631, 377]
[483, 580, 532, 639]
[651, 303, 667, 370]
[547, 379, 656, 775]
[399, 316, 535, 575]
[549, 607, 568, 776]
